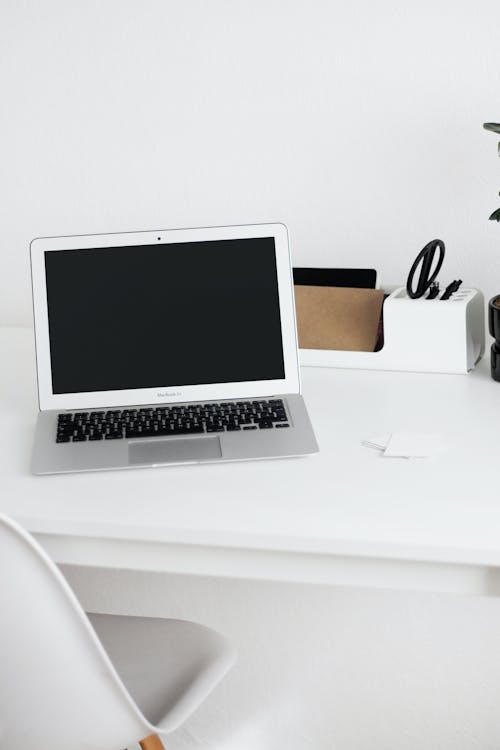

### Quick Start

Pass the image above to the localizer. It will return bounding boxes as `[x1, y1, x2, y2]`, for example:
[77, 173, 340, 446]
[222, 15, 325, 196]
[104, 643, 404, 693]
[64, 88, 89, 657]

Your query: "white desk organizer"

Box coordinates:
[299, 286, 485, 374]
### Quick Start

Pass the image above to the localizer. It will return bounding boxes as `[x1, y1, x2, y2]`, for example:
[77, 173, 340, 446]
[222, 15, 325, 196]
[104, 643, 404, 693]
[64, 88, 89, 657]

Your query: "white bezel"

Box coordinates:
[31, 223, 301, 412]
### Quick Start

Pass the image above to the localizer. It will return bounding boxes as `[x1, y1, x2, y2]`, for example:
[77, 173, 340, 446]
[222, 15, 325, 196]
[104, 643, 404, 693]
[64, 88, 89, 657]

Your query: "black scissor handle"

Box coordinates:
[406, 239, 445, 299]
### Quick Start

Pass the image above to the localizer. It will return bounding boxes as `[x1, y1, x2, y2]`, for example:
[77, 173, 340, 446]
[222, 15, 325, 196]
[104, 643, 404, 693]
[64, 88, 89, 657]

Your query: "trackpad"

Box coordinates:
[129, 437, 222, 465]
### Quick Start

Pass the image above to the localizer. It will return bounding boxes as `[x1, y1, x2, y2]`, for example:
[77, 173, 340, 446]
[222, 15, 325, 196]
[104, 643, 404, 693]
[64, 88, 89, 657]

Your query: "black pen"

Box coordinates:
[440, 279, 462, 300]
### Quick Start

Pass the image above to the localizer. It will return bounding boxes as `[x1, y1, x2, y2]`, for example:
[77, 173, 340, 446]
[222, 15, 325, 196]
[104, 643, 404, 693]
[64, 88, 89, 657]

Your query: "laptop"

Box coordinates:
[30, 223, 318, 475]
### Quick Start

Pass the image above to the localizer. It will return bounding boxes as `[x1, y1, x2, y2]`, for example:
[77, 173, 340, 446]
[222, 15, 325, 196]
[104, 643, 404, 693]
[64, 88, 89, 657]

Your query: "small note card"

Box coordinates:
[362, 432, 445, 459]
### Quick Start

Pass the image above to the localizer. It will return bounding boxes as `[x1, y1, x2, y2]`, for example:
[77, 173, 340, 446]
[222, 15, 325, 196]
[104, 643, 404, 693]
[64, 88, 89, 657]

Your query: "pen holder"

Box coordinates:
[299, 286, 485, 374]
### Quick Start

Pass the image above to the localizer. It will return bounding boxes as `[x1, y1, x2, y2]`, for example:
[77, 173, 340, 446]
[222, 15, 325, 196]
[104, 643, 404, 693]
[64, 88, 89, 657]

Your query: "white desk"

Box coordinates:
[2, 326, 500, 596]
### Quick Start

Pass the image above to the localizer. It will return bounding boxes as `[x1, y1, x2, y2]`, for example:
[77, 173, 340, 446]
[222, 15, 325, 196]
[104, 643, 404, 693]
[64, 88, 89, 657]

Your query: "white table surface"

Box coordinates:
[2, 326, 500, 595]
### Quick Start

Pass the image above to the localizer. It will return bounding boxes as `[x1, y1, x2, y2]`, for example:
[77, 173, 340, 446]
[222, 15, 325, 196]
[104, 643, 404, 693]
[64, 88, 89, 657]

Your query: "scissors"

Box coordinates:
[406, 239, 445, 299]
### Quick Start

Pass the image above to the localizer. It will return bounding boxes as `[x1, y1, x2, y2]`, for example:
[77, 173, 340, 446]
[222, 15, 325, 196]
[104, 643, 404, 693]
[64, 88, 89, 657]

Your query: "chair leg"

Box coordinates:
[139, 734, 166, 750]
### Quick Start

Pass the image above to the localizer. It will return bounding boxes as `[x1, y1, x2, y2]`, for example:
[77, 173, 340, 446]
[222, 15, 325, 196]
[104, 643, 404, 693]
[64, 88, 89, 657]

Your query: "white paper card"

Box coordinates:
[383, 432, 445, 458]
[362, 434, 392, 450]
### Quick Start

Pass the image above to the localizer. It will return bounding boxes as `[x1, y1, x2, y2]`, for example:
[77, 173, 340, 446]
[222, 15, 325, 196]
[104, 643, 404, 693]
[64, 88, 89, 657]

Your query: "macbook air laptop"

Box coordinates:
[30, 223, 318, 474]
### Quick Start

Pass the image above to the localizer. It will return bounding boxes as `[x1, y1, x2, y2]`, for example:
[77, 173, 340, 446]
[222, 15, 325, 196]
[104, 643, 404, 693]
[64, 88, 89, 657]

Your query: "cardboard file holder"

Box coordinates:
[298, 286, 485, 374]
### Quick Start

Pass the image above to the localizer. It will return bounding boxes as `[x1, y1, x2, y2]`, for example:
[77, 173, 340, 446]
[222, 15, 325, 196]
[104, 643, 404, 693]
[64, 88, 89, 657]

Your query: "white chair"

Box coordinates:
[0, 514, 236, 750]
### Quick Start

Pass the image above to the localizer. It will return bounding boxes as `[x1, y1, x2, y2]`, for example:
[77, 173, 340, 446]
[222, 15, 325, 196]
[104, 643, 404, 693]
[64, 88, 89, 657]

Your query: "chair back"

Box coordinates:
[0, 514, 151, 750]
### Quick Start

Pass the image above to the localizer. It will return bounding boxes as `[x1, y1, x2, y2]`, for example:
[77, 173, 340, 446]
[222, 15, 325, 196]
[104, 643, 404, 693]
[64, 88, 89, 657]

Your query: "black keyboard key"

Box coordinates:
[72, 435, 87, 441]
[276, 423, 290, 428]
[226, 424, 241, 431]
[243, 425, 258, 430]
[259, 422, 274, 429]
[172, 426, 204, 435]
[89, 434, 104, 440]
[56, 436, 71, 443]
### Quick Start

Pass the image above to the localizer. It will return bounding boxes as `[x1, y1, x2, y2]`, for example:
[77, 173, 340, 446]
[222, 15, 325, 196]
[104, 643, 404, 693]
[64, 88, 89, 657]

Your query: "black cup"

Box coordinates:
[489, 296, 500, 381]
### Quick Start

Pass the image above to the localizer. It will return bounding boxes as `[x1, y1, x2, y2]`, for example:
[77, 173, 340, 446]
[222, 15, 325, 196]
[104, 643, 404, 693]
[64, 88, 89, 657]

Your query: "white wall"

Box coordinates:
[4, 2, 500, 748]
[2, 0, 500, 326]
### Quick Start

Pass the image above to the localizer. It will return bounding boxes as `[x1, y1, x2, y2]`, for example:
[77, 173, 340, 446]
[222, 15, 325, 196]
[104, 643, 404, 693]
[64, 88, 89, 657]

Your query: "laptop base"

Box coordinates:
[31, 394, 318, 475]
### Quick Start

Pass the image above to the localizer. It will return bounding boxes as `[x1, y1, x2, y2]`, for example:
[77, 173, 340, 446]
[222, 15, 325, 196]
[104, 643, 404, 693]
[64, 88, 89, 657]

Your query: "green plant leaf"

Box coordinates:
[489, 207, 500, 221]
[484, 122, 500, 134]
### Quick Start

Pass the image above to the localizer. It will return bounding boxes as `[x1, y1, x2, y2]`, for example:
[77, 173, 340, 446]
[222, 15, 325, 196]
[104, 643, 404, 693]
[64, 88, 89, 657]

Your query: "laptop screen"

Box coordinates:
[44, 236, 285, 395]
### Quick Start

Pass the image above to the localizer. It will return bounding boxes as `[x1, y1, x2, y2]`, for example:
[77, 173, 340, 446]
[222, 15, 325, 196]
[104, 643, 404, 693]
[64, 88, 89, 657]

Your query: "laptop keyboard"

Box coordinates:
[56, 399, 290, 443]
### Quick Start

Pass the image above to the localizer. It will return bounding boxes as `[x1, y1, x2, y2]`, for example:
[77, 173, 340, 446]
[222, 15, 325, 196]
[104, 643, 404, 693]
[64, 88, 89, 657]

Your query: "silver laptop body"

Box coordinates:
[30, 223, 318, 475]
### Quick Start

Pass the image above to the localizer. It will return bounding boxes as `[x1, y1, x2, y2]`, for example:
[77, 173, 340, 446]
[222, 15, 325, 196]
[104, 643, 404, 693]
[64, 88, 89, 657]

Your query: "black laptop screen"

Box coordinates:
[44, 237, 285, 394]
